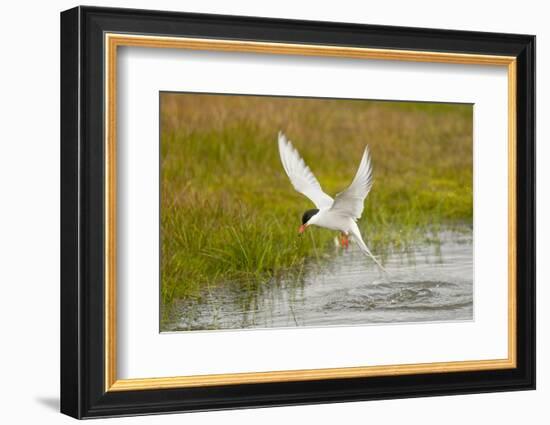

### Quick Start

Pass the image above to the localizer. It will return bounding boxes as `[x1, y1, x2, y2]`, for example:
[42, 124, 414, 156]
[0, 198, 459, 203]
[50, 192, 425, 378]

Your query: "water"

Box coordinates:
[166, 231, 473, 332]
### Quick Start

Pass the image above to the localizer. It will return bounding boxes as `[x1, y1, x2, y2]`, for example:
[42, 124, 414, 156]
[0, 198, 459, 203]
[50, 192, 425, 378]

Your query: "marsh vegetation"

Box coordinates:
[160, 93, 472, 328]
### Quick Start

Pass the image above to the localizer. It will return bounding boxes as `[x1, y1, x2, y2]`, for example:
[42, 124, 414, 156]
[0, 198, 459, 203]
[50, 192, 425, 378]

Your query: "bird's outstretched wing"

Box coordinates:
[278, 132, 334, 209]
[329, 146, 373, 220]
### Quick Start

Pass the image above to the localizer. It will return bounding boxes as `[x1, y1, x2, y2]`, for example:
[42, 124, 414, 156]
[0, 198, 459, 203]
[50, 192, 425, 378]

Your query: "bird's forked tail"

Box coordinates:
[349, 227, 388, 274]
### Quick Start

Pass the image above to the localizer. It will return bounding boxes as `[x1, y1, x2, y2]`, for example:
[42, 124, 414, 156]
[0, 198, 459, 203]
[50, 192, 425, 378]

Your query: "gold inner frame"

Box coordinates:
[104, 33, 517, 392]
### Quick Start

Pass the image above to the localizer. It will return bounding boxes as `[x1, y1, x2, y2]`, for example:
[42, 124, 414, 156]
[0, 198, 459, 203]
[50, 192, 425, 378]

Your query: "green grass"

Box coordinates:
[160, 94, 473, 319]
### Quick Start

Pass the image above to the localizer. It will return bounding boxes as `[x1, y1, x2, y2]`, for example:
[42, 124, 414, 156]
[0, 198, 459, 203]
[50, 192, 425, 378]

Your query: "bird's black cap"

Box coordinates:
[302, 209, 319, 225]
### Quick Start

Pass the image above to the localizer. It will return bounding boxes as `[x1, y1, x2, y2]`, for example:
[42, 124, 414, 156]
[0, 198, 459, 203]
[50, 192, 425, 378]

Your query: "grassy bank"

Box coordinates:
[160, 94, 472, 314]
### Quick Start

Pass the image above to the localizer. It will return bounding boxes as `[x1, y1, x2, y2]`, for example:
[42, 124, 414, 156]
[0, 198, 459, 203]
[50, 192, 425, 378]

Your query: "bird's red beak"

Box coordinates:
[298, 224, 307, 235]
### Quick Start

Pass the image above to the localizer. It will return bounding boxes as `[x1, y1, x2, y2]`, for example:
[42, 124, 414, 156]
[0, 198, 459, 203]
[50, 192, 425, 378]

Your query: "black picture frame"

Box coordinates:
[60, 5, 535, 419]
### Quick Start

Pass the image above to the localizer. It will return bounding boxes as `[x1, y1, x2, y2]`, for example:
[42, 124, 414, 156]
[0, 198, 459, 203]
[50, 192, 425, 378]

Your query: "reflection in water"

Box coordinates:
[166, 230, 473, 332]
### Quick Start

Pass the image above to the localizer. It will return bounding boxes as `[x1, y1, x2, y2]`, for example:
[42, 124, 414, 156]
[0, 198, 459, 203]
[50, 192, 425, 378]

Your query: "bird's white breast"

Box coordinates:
[310, 209, 354, 233]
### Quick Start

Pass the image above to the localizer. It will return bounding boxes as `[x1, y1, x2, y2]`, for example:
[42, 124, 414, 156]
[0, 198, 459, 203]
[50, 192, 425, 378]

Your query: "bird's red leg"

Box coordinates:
[340, 233, 349, 249]
[344, 234, 349, 248]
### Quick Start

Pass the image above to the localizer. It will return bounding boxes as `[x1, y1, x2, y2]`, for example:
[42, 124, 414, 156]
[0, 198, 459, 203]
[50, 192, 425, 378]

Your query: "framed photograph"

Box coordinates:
[60, 6, 535, 419]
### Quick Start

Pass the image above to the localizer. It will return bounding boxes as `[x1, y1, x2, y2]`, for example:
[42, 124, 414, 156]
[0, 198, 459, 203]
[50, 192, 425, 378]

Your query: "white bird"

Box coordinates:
[278, 131, 386, 273]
